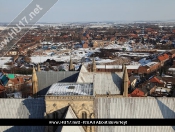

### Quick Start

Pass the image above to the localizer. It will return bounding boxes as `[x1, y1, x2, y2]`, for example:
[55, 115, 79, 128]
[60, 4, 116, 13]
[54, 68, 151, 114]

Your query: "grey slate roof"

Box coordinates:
[95, 97, 175, 132]
[0, 98, 45, 132]
[36, 71, 79, 95]
[77, 72, 123, 94]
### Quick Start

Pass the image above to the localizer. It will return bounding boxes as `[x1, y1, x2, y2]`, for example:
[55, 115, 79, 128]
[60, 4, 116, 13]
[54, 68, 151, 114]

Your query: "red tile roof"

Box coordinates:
[0, 85, 5, 90]
[146, 28, 153, 32]
[9, 77, 24, 85]
[150, 76, 163, 84]
[130, 88, 145, 97]
[158, 53, 169, 61]
[0, 85, 5, 94]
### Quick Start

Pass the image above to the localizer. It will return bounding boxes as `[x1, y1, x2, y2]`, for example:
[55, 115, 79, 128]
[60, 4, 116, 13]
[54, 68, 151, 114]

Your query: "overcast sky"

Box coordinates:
[0, 0, 175, 23]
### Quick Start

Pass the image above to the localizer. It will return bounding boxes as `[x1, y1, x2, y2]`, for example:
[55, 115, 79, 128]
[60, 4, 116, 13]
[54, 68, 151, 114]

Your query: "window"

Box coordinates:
[82, 111, 87, 130]
[82, 111, 87, 119]
[53, 112, 58, 119]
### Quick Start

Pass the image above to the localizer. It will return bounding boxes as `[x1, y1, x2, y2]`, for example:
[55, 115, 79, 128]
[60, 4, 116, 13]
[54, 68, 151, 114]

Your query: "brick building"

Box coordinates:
[138, 62, 161, 74]
[157, 53, 169, 66]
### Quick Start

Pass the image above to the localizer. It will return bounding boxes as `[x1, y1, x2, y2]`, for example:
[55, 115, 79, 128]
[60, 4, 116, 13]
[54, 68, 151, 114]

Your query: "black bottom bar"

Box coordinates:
[0, 119, 175, 126]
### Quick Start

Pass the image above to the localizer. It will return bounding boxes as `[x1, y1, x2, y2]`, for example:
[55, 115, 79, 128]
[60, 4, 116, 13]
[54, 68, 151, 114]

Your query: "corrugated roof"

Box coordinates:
[36, 71, 79, 95]
[95, 97, 175, 132]
[77, 72, 123, 94]
[95, 97, 175, 118]
[0, 98, 45, 132]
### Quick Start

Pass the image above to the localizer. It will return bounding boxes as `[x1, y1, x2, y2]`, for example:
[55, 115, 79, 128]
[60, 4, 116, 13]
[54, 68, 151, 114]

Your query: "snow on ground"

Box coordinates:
[96, 59, 115, 64]
[118, 52, 150, 57]
[30, 56, 71, 63]
[104, 44, 132, 51]
[83, 59, 115, 66]
[104, 44, 122, 49]
[31, 47, 117, 64]
[0, 57, 12, 66]
[0, 26, 6, 30]
[31, 48, 96, 63]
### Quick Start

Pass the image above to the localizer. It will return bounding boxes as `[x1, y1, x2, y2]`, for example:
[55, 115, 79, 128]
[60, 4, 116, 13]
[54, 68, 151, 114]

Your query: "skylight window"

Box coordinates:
[68, 86, 75, 89]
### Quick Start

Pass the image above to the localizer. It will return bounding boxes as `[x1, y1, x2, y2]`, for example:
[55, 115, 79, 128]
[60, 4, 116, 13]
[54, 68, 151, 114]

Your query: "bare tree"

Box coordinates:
[24, 57, 31, 63]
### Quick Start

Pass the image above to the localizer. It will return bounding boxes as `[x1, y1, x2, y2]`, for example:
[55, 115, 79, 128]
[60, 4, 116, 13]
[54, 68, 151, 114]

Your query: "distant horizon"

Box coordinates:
[1, 19, 175, 24]
[1, 0, 175, 23]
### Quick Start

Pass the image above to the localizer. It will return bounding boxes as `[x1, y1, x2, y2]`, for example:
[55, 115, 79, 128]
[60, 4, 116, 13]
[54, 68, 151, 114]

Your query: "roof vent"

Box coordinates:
[68, 86, 75, 89]
[106, 91, 111, 95]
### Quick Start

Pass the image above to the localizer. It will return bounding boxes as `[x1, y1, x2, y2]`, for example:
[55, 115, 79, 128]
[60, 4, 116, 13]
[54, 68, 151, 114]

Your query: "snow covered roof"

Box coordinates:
[30, 56, 71, 63]
[104, 44, 132, 51]
[0, 57, 12, 67]
[6, 92, 22, 98]
[118, 53, 150, 57]
[96, 65, 122, 69]
[145, 62, 159, 67]
[168, 68, 175, 71]
[46, 83, 93, 96]
[96, 65, 140, 69]
[139, 58, 152, 66]
[155, 89, 167, 92]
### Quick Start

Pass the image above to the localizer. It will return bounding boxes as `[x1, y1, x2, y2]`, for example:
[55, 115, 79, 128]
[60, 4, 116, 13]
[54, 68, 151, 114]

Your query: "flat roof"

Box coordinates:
[96, 65, 140, 69]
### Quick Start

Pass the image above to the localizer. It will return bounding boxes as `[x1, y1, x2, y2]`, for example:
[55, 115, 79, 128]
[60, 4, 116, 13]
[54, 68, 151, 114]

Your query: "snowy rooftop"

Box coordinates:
[46, 83, 93, 96]
[168, 68, 175, 71]
[104, 44, 132, 51]
[145, 62, 159, 67]
[118, 52, 150, 57]
[6, 92, 22, 98]
[30, 56, 71, 63]
[139, 58, 152, 66]
[96, 65, 140, 69]
[0, 57, 12, 67]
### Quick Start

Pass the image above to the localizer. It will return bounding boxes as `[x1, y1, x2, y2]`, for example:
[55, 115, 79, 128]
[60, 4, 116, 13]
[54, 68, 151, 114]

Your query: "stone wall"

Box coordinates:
[45, 96, 95, 132]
